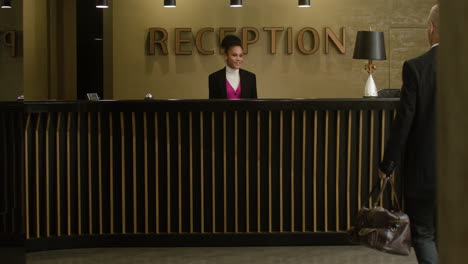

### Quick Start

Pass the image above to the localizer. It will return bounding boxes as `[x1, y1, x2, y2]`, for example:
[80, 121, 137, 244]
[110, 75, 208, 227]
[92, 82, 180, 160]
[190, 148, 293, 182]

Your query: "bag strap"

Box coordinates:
[367, 177, 402, 212]
[387, 178, 402, 212]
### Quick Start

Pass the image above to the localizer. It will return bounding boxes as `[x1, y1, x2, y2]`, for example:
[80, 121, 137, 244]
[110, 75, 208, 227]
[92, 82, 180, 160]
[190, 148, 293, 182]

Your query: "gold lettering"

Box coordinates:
[297, 27, 319, 55]
[241, 27, 259, 54]
[195, 28, 214, 55]
[145, 26, 346, 56]
[325, 27, 346, 54]
[263, 27, 284, 54]
[175, 28, 192, 55]
[148, 28, 168, 55]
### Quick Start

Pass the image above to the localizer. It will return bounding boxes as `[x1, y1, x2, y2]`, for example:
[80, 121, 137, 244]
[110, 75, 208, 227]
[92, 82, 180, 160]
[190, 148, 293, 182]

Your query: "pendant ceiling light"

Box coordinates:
[164, 0, 176, 8]
[298, 0, 310, 7]
[96, 0, 109, 8]
[1, 0, 12, 8]
[230, 0, 242, 8]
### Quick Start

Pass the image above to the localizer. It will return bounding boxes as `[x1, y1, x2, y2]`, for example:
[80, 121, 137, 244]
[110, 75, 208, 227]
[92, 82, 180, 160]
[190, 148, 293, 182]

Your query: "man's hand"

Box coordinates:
[378, 169, 389, 180]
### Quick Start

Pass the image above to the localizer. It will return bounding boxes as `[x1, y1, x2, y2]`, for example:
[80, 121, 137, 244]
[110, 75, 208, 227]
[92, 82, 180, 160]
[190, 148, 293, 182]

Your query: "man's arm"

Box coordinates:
[380, 61, 418, 175]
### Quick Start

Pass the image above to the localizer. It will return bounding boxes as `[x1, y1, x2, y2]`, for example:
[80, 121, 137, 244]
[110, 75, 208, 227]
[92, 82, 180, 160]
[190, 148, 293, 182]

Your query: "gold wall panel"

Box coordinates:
[108, 0, 437, 100]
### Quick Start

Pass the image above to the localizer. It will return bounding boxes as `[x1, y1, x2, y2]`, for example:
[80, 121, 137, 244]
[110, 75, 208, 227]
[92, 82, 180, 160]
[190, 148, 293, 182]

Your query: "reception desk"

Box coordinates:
[1, 99, 400, 251]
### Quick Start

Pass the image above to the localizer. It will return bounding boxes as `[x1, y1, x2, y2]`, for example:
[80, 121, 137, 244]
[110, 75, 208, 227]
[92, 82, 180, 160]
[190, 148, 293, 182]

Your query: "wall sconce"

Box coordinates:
[230, 0, 242, 7]
[1, 0, 12, 8]
[164, 0, 176, 8]
[96, 0, 109, 8]
[353, 30, 387, 97]
[298, 0, 310, 7]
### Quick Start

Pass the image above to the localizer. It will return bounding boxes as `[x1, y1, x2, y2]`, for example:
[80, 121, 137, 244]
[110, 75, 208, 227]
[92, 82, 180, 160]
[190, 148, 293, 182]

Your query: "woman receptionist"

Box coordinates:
[208, 35, 257, 99]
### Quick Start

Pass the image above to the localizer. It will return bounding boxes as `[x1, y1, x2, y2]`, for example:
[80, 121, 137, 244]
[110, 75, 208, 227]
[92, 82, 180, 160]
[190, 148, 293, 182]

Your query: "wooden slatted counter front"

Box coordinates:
[1, 99, 401, 251]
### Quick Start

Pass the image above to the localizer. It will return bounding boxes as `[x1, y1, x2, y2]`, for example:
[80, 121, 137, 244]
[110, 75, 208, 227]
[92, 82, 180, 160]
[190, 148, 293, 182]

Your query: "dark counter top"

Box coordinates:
[2, 98, 399, 113]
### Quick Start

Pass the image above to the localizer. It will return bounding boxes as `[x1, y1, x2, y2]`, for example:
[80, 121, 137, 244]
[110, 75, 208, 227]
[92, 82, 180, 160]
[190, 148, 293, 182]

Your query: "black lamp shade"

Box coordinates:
[298, 0, 310, 7]
[230, 0, 242, 7]
[353, 31, 386, 60]
[164, 0, 176, 7]
[1, 0, 12, 8]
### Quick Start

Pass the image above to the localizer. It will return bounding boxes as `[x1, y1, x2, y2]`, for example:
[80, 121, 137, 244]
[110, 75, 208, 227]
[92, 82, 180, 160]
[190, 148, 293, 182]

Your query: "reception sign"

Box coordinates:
[147, 27, 346, 56]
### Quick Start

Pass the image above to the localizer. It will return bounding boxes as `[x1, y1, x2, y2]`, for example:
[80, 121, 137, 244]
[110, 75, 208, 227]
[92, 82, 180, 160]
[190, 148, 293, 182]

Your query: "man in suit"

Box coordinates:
[209, 35, 257, 99]
[379, 4, 439, 264]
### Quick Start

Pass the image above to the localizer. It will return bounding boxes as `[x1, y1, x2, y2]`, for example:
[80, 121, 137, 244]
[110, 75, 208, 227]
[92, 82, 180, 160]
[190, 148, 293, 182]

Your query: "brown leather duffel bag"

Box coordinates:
[348, 178, 412, 256]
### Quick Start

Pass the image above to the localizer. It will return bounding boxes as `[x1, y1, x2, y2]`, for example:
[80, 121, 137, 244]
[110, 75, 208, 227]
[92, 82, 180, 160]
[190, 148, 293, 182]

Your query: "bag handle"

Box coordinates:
[387, 178, 402, 212]
[367, 177, 402, 212]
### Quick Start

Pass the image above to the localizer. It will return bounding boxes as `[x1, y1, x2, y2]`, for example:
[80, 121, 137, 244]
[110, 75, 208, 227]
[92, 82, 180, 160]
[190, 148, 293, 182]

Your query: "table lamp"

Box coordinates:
[353, 31, 386, 97]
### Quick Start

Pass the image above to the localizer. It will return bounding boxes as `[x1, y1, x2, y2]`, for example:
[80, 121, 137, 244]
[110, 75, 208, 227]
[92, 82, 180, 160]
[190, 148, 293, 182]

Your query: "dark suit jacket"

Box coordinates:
[380, 46, 438, 199]
[208, 68, 257, 99]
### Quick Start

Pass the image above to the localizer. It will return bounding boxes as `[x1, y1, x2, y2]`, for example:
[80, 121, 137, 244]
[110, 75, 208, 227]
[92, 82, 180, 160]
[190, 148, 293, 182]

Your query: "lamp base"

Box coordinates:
[364, 73, 378, 97]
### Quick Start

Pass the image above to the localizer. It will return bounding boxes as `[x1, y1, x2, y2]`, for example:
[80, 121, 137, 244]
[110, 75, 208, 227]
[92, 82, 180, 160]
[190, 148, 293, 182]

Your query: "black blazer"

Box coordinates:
[380, 46, 438, 198]
[208, 68, 257, 99]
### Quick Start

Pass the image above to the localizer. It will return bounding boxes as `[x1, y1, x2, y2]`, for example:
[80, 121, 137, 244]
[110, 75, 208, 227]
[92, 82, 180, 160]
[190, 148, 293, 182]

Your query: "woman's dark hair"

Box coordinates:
[221, 35, 242, 54]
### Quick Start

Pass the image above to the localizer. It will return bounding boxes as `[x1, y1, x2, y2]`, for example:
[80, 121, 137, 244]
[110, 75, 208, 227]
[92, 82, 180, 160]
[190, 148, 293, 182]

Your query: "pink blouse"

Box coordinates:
[226, 80, 242, 99]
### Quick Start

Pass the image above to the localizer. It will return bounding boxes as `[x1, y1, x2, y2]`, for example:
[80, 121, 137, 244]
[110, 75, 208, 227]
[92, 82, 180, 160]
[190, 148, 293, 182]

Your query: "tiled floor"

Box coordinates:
[27, 246, 418, 264]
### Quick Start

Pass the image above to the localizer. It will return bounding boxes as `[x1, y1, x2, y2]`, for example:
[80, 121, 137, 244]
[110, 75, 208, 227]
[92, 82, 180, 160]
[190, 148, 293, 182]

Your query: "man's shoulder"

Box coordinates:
[407, 47, 437, 66]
